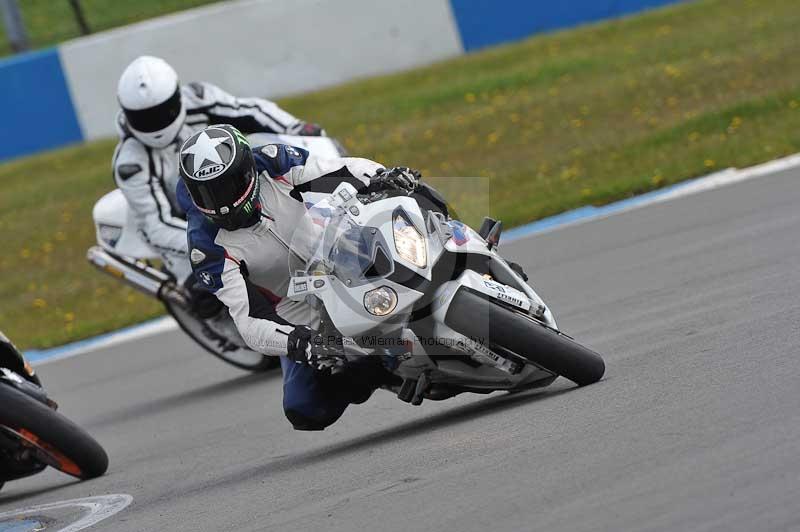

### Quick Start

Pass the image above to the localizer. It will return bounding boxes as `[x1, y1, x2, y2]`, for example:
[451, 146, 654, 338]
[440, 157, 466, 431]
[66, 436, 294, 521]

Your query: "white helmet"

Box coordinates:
[117, 56, 186, 148]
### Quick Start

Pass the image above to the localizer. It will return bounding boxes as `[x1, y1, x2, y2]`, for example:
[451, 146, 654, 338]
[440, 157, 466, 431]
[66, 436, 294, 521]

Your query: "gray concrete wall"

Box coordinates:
[59, 0, 464, 140]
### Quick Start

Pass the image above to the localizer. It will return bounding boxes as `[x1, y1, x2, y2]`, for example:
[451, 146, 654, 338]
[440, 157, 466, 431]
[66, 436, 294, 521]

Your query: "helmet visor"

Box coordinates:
[190, 166, 257, 217]
[123, 86, 182, 133]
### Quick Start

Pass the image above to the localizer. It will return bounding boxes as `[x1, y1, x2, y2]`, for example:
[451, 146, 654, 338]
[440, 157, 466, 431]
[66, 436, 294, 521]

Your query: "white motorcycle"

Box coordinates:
[286, 181, 605, 403]
[87, 134, 345, 372]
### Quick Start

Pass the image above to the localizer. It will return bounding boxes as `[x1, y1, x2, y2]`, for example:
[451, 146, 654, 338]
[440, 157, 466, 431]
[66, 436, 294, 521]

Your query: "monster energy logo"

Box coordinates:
[243, 201, 253, 214]
[231, 127, 249, 146]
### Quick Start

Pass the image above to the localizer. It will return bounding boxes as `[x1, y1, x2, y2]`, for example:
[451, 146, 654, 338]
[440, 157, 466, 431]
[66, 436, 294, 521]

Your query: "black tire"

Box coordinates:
[0, 385, 108, 479]
[164, 301, 278, 372]
[445, 289, 605, 386]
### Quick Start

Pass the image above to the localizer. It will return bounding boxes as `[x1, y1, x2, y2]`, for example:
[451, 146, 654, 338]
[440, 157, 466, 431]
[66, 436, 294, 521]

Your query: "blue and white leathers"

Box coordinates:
[179, 144, 384, 430]
[179, 144, 383, 355]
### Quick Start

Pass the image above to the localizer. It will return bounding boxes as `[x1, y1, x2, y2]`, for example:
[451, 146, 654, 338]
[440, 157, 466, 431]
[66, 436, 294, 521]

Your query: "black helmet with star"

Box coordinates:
[179, 124, 260, 230]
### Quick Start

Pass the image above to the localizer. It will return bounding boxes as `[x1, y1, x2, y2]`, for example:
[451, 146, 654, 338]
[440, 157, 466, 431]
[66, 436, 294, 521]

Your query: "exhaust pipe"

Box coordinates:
[86, 246, 188, 306]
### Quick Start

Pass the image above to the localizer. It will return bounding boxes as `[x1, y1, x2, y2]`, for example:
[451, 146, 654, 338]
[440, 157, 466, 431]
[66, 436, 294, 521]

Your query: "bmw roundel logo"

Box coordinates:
[199, 271, 214, 287]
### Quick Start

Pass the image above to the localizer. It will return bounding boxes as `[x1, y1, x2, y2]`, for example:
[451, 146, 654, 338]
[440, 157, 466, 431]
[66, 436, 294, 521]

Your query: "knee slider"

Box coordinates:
[284, 408, 334, 431]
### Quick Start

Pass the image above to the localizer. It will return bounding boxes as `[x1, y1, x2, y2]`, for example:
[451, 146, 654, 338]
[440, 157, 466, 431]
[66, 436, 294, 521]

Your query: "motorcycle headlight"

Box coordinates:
[393, 214, 427, 268]
[364, 286, 398, 316]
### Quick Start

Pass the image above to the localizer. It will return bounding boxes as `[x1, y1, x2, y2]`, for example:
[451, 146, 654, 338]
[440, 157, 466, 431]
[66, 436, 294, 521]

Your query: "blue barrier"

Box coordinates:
[0, 48, 83, 161]
[449, 0, 682, 51]
[0, 1, 685, 162]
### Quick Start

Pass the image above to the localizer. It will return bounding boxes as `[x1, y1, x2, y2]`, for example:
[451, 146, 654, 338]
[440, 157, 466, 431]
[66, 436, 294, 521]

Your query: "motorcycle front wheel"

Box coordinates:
[0, 385, 108, 480]
[164, 300, 279, 372]
[445, 289, 606, 386]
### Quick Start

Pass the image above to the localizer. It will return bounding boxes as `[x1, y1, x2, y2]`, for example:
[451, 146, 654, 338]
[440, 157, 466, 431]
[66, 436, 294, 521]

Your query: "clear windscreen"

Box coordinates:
[290, 199, 393, 287]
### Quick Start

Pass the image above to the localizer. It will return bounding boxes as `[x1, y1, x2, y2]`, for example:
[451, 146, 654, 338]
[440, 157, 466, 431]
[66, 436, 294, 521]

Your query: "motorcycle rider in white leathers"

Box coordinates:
[112, 55, 324, 288]
[177, 125, 435, 430]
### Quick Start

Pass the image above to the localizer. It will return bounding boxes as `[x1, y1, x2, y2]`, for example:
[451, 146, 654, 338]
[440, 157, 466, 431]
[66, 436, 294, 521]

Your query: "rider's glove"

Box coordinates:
[288, 121, 326, 137]
[286, 325, 345, 371]
[371, 167, 422, 193]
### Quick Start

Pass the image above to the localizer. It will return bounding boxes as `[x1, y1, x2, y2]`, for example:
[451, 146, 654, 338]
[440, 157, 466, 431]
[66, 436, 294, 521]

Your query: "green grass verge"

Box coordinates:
[0, 0, 221, 57]
[1, 0, 799, 349]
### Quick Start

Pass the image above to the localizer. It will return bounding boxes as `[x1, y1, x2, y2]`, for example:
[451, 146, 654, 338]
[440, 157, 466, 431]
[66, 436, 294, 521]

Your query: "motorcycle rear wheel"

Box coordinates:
[445, 289, 605, 386]
[164, 300, 279, 372]
[0, 385, 108, 480]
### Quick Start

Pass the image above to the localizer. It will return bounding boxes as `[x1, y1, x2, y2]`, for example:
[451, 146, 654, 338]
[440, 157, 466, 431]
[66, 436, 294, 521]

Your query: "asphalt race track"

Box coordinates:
[2, 168, 799, 531]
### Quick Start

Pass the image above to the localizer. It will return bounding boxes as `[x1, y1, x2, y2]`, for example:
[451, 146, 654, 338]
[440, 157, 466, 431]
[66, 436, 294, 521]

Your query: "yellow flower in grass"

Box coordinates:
[688, 131, 700, 142]
[560, 165, 580, 181]
[64, 312, 75, 323]
[652, 174, 664, 186]
[464, 93, 476, 104]
[663, 65, 681, 79]
[704, 159, 716, 168]
[19, 248, 31, 259]
[789, 100, 798, 109]
[32, 298, 47, 309]
[486, 132, 500, 144]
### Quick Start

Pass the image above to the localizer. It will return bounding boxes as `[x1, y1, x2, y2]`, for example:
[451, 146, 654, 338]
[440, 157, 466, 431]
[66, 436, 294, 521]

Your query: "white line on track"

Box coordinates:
[28, 317, 178, 367]
[0, 494, 133, 532]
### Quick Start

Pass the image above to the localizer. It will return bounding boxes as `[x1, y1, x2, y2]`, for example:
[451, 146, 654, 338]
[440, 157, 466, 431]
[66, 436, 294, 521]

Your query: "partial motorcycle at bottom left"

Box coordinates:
[0, 331, 108, 492]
